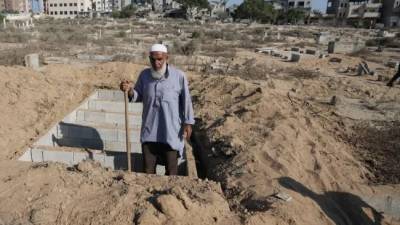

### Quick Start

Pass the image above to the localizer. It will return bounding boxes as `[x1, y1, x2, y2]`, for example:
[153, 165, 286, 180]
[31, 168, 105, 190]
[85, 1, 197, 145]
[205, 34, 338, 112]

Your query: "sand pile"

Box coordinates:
[0, 62, 399, 225]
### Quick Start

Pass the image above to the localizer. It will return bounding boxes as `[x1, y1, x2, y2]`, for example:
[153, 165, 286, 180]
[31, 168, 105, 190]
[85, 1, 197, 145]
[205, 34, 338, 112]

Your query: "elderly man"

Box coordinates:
[120, 44, 195, 175]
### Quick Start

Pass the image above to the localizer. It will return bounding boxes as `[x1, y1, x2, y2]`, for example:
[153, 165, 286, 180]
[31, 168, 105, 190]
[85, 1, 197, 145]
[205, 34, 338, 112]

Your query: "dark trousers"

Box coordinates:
[388, 69, 400, 85]
[142, 142, 178, 175]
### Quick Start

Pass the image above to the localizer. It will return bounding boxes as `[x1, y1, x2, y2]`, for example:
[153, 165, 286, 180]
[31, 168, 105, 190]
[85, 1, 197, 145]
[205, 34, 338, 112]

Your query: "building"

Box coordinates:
[0, 0, 6, 11]
[326, 0, 382, 26]
[93, 0, 112, 12]
[31, 0, 44, 13]
[264, 0, 312, 11]
[382, 0, 400, 27]
[287, 0, 312, 9]
[46, 0, 93, 18]
[4, 0, 30, 13]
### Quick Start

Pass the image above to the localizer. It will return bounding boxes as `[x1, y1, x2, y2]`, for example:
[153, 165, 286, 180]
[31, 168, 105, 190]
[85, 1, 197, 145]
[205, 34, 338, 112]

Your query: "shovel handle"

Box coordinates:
[124, 91, 132, 172]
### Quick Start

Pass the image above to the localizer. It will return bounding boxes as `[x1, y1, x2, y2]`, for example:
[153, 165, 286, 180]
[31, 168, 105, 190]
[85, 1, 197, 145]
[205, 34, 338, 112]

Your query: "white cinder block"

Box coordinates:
[84, 111, 105, 122]
[73, 152, 89, 164]
[31, 148, 44, 162]
[117, 130, 141, 142]
[97, 128, 118, 142]
[19, 149, 32, 161]
[43, 150, 74, 166]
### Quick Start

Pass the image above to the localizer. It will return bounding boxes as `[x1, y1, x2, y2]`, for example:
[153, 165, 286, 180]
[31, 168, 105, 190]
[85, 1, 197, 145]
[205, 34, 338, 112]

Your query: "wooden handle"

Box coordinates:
[124, 91, 132, 172]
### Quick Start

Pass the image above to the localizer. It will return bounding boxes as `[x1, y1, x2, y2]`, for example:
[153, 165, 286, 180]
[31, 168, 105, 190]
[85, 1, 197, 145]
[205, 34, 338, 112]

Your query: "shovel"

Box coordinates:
[124, 90, 132, 172]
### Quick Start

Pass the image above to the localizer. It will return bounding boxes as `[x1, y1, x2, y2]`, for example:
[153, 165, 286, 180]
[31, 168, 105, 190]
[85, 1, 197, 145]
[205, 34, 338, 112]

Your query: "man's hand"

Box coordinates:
[183, 124, 192, 141]
[120, 80, 133, 92]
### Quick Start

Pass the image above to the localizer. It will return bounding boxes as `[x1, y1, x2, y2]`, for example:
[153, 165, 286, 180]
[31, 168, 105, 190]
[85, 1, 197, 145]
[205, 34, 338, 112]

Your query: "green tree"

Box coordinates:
[175, 0, 210, 10]
[233, 0, 277, 23]
[286, 8, 306, 24]
[112, 5, 137, 18]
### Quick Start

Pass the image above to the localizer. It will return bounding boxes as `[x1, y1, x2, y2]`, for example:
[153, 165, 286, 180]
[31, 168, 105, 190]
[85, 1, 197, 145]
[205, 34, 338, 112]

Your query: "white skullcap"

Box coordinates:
[150, 44, 168, 53]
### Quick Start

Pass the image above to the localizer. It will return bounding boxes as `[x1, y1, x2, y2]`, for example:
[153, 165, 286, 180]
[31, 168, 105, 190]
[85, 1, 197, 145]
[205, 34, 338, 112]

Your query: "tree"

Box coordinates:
[112, 5, 137, 18]
[286, 8, 306, 24]
[175, 0, 210, 10]
[174, 0, 210, 19]
[233, 0, 277, 23]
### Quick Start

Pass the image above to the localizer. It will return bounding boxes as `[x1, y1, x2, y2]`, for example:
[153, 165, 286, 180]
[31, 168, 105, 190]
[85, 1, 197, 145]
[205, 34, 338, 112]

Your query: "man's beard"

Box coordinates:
[151, 63, 167, 80]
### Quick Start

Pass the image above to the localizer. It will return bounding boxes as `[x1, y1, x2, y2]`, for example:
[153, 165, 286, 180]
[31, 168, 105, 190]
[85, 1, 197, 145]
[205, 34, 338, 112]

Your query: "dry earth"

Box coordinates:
[0, 31, 400, 224]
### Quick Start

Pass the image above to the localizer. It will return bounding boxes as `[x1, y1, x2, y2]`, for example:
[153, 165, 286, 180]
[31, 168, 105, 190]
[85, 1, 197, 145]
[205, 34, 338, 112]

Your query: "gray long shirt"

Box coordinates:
[130, 65, 195, 157]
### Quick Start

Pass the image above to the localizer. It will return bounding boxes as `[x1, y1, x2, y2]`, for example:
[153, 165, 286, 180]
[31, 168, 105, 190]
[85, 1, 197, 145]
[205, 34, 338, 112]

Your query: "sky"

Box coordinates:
[226, 0, 328, 13]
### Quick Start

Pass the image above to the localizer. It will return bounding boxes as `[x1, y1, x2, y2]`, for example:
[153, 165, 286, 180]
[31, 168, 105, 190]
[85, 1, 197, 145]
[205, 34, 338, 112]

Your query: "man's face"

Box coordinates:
[149, 51, 168, 71]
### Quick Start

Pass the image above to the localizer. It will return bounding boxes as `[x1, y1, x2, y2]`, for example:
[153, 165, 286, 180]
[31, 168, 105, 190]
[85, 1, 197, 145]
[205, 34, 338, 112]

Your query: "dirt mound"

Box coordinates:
[0, 62, 399, 225]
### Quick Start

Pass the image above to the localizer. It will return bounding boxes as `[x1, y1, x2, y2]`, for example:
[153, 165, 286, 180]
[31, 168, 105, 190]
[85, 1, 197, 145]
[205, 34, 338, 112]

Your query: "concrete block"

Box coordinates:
[19, 149, 32, 161]
[104, 140, 141, 153]
[88, 100, 143, 113]
[105, 112, 142, 126]
[156, 165, 166, 175]
[96, 128, 118, 142]
[290, 53, 301, 62]
[84, 111, 106, 122]
[62, 112, 77, 123]
[36, 133, 54, 146]
[305, 49, 317, 55]
[31, 148, 44, 162]
[76, 110, 142, 127]
[66, 125, 95, 139]
[73, 152, 90, 164]
[98, 90, 114, 100]
[76, 110, 85, 122]
[24, 53, 40, 70]
[117, 130, 141, 142]
[104, 156, 115, 169]
[328, 41, 335, 53]
[53, 137, 103, 149]
[42, 150, 74, 166]
[92, 153, 106, 165]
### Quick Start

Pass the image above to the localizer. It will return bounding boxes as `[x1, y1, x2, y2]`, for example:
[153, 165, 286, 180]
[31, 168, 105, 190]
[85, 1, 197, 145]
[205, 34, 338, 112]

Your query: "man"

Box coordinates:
[120, 44, 195, 175]
[387, 64, 400, 87]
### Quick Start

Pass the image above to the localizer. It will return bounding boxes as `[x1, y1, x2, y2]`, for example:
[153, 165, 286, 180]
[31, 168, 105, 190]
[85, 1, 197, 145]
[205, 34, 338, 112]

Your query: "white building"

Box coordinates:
[46, 0, 93, 18]
[94, 0, 113, 12]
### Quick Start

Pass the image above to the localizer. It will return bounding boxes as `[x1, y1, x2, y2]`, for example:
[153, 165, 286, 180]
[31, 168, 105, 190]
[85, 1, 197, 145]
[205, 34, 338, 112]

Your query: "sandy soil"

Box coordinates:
[0, 55, 399, 225]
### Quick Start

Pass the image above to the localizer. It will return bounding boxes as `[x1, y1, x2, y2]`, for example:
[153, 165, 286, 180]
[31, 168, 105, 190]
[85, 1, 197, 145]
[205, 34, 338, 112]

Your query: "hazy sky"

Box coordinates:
[227, 0, 328, 13]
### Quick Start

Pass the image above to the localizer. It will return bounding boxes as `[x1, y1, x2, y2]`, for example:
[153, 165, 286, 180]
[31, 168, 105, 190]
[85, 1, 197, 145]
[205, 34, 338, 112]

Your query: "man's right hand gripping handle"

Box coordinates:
[120, 80, 134, 99]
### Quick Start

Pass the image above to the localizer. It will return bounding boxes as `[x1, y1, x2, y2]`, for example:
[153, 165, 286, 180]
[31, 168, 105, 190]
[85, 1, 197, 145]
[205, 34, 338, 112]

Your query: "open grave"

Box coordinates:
[18, 89, 195, 176]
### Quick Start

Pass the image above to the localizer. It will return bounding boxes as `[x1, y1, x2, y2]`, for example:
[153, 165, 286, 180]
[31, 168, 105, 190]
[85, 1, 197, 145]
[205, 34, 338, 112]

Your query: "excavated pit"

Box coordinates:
[18, 89, 198, 177]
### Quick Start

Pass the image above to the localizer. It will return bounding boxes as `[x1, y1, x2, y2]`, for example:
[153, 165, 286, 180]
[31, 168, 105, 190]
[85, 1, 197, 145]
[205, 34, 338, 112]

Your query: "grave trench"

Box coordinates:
[19, 89, 199, 176]
[16, 89, 400, 220]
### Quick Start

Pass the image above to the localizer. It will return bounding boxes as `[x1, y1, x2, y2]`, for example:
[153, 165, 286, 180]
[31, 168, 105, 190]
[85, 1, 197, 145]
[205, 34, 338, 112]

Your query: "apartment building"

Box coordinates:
[46, 0, 92, 18]
[5, 0, 30, 13]
[327, 0, 382, 25]
[382, 0, 400, 27]
[93, 0, 113, 12]
[264, 0, 311, 11]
